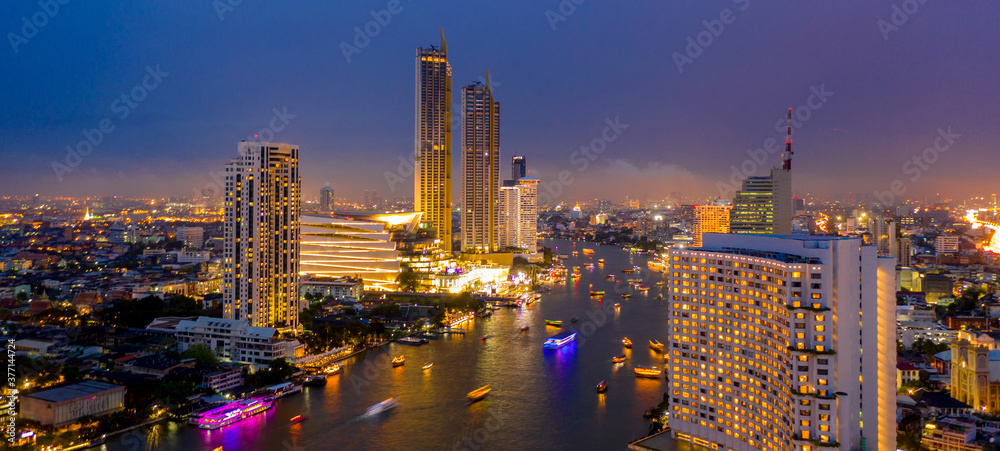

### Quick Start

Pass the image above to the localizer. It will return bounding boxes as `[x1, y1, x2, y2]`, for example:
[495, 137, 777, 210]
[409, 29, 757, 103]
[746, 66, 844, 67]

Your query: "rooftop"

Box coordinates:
[26, 380, 123, 402]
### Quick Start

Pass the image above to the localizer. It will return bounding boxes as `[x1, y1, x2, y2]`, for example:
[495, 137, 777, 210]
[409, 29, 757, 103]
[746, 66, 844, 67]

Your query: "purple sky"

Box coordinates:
[2, 0, 998, 204]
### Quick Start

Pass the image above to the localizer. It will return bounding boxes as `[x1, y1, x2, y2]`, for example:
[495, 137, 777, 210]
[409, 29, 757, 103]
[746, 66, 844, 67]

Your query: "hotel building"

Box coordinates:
[667, 234, 896, 451]
[415, 29, 453, 252]
[730, 169, 792, 235]
[693, 204, 732, 247]
[223, 141, 300, 330]
[498, 177, 538, 252]
[460, 76, 500, 253]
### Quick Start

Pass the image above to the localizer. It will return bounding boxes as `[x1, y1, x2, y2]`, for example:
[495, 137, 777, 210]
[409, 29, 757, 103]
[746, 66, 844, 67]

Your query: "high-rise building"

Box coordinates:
[867, 216, 897, 259]
[935, 235, 960, 255]
[109, 222, 137, 245]
[897, 236, 912, 267]
[175, 226, 204, 249]
[223, 141, 301, 330]
[730, 110, 795, 235]
[668, 234, 896, 450]
[692, 203, 731, 247]
[320, 182, 334, 211]
[363, 190, 382, 210]
[511, 155, 526, 180]
[415, 29, 453, 252]
[498, 178, 538, 252]
[460, 76, 500, 253]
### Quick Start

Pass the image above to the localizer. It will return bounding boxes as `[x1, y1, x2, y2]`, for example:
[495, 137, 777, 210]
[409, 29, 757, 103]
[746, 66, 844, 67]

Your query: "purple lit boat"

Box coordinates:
[198, 397, 274, 430]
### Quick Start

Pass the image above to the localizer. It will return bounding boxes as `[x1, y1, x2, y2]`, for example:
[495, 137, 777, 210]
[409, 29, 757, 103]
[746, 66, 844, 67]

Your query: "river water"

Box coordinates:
[105, 239, 685, 451]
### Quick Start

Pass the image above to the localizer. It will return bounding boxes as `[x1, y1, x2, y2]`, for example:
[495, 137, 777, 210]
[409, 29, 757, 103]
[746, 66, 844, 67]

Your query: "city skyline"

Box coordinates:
[2, 2, 998, 202]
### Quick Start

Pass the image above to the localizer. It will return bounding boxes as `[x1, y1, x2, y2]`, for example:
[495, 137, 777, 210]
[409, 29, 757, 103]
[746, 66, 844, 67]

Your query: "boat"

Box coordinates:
[598, 258, 605, 264]
[266, 382, 302, 398]
[543, 331, 578, 349]
[467, 385, 491, 402]
[520, 325, 530, 332]
[612, 354, 627, 363]
[397, 336, 427, 346]
[582, 248, 595, 255]
[324, 363, 344, 374]
[198, 397, 274, 429]
[622, 337, 632, 348]
[418, 332, 440, 339]
[614, 303, 620, 308]
[649, 339, 664, 352]
[621, 293, 631, 299]
[570, 316, 578, 323]
[304, 374, 328, 386]
[392, 355, 405, 367]
[636, 284, 650, 291]
[481, 335, 489, 341]
[86, 434, 107, 447]
[655, 294, 664, 300]
[544, 319, 563, 327]
[655, 281, 665, 286]
[589, 290, 605, 296]
[634, 365, 663, 378]
[366, 397, 400, 415]
[605, 274, 615, 280]
[422, 362, 434, 370]
[289, 415, 307, 424]
[572, 251, 579, 256]
[622, 268, 635, 274]
[585, 263, 595, 269]
[596, 380, 607, 393]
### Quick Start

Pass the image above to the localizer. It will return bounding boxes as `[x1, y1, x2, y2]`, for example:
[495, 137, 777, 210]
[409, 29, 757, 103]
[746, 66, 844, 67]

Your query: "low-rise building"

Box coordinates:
[19, 381, 126, 427]
[921, 417, 979, 451]
[898, 359, 921, 389]
[301, 276, 363, 301]
[124, 354, 194, 378]
[202, 367, 244, 392]
[171, 316, 303, 370]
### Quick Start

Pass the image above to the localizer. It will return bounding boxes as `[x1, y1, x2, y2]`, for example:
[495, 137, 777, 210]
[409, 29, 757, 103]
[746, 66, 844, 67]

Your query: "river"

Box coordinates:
[104, 239, 685, 451]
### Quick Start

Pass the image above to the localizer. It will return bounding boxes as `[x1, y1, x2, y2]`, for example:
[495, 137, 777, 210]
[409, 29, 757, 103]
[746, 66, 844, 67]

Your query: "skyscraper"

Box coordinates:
[511, 155, 526, 180]
[415, 29, 453, 252]
[460, 75, 500, 253]
[730, 110, 794, 235]
[498, 177, 538, 252]
[223, 141, 301, 330]
[320, 182, 334, 211]
[692, 202, 731, 247]
[868, 216, 897, 258]
[668, 234, 896, 450]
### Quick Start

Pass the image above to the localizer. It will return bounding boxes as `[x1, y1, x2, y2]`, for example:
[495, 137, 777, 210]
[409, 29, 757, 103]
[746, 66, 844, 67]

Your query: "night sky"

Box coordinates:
[2, 0, 998, 203]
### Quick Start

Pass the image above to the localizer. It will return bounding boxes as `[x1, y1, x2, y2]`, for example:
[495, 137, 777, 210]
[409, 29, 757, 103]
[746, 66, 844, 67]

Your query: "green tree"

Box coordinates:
[396, 270, 420, 292]
[181, 344, 219, 368]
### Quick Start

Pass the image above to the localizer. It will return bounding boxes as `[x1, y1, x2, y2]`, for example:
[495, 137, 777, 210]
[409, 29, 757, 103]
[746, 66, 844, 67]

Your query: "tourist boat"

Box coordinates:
[621, 293, 631, 299]
[596, 380, 607, 393]
[612, 354, 627, 363]
[598, 258, 605, 264]
[520, 325, 530, 332]
[324, 363, 344, 374]
[392, 355, 405, 367]
[289, 415, 307, 424]
[589, 290, 605, 296]
[266, 382, 302, 398]
[198, 397, 274, 429]
[366, 397, 400, 415]
[649, 339, 664, 352]
[634, 365, 663, 378]
[622, 268, 635, 274]
[622, 337, 633, 348]
[304, 374, 327, 386]
[544, 319, 563, 327]
[422, 362, 434, 370]
[419, 332, 440, 339]
[397, 336, 427, 346]
[614, 303, 621, 308]
[467, 385, 491, 402]
[543, 331, 578, 349]
[582, 248, 595, 255]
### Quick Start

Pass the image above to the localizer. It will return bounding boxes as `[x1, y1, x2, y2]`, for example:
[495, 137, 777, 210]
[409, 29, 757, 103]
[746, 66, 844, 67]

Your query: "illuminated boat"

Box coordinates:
[605, 274, 615, 280]
[366, 397, 399, 415]
[612, 354, 627, 363]
[582, 249, 595, 255]
[622, 268, 635, 274]
[392, 355, 405, 367]
[596, 380, 607, 393]
[598, 259, 605, 264]
[636, 284, 650, 291]
[303, 374, 327, 386]
[467, 385, 491, 402]
[266, 382, 302, 398]
[614, 303, 620, 308]
[544, 319, 563, 327]
[324, 363, 343, 374]
[655, 281, 664, 286]
[289, 415, 307, 424]
[397, 336, 427, 346]
[543, 331, 577, 349]
[572, 251, 579, 256]
[649, 339, 664, 352]
[585, 263, 595, 269]
[520, 325, 530, 332]
[422, 362, 434, 370]
[590, 290, 605, 296]
[621, 293, 631, 299]
[198, 397, 274, 430]
[634, 365, 663, 378]
[622, 337, 632, 348]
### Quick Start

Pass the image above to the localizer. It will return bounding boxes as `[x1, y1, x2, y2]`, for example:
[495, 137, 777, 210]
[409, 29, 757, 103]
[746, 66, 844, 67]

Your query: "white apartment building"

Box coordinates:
[666, 234, 896, 451]
[498, 177, 538, 252]
[174, 316, 302, 370]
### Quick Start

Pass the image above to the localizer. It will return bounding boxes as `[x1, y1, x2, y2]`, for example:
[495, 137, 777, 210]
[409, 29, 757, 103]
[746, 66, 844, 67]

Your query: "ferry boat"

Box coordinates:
[621, 293, 631, 299]
[543, 331, 577, 349]
[582, 248, 595, 255]
[366, 397, 399, 415]
[596, 380, 607, 393]
[397, 336, 427, 346]
[612, 354, 627, 363]
[266, 382, 302, 398]
[392, 355, 405, 367]
[324, 363, 344, 374]
[304, 374, 327, 386]
[189, 403, 225, 425]
[544, 319, 563, 327]
[598, 258, 605, 264]
[198, 397, 274, 430]
[289, 415, 307, 424]
[622, 337, 633, 348]
[634, 365, 663, 378]
[418, 332, 440, 339]
[589, 290, 605, 296]
[649, 339, 664, 352]
[622, 268, 635, 274]
[467, 385, 491, 402]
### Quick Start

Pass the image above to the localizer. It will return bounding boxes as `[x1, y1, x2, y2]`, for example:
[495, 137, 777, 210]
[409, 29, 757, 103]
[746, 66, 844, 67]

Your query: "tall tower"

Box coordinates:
[511, 155, 526, 180]
[415, 28, 453, 252]
[460, 73, 500, 253]
[223, 141, 301, 330]
[730, 109, 793, 235]
[692, 202, 731, 247]
[320, 182, 334, 211]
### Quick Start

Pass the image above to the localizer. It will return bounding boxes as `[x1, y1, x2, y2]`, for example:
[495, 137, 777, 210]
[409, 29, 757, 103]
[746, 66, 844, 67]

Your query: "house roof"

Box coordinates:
[26, 380, 123, 402]
[910, 389, 971, 409]
[897, 360, 919, 371]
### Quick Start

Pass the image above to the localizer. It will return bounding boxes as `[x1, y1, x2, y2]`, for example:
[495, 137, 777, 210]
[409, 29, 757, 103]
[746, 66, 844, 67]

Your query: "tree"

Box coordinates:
[181, 344, 219, 368]
[396, 270, 420, 292]
[15, 291, 28, 302]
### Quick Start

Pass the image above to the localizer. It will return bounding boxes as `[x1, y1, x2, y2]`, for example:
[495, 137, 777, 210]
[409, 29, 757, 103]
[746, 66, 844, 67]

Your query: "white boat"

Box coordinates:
[266, 382, 302, 398]
[366, 397, 400, 415]
[198, 397, 274, 429]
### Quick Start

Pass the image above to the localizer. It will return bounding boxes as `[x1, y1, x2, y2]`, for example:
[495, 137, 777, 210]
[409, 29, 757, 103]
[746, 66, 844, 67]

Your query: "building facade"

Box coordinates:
[223, 141, 301, 330]
[320, 182, 334, 211]
[20, 381, 126, 427]
[414, 30, 453, 252]
[460, 77, 500, 253]
[666, 234, 896, 451]
[498, 178, 538, 252]
[174, 316, 303, 369]
[176, 226, 205, 249]
[299, 213, 402, 291]
[730, 169, 792, 235]
[511, 155, 526, 180]
[693, 204, 732, 247]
